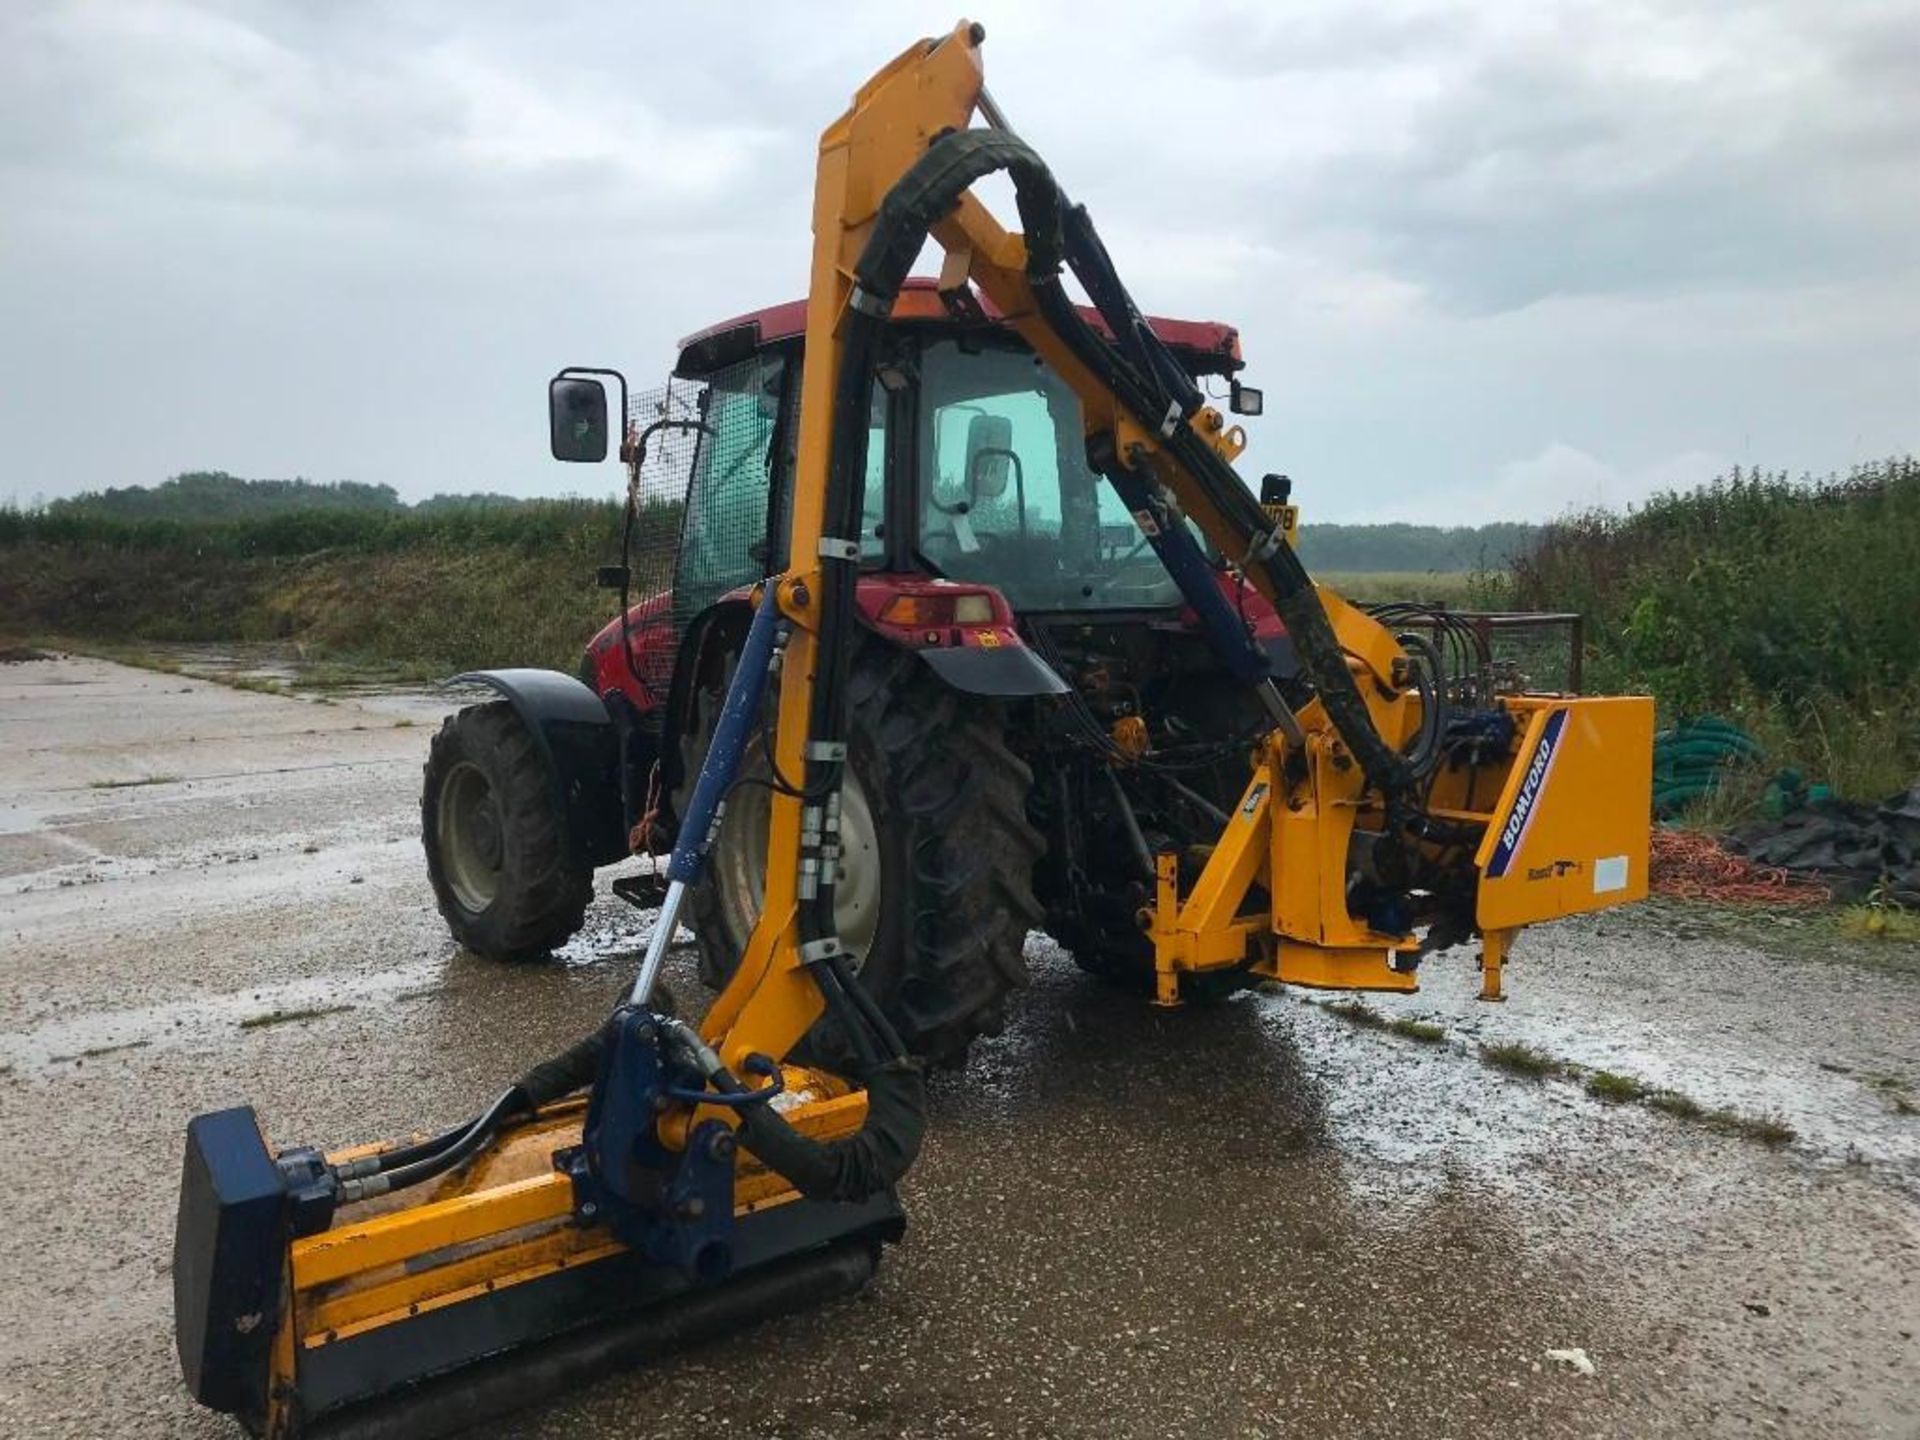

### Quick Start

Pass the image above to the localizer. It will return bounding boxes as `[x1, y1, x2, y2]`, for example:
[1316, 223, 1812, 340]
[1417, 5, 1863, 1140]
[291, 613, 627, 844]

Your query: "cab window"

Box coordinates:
[915, 339, 1181, 610]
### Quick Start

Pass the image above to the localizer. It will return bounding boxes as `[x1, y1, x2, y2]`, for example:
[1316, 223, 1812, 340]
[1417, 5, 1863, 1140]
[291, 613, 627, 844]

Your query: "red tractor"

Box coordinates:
[423, 279, 1301, 1063]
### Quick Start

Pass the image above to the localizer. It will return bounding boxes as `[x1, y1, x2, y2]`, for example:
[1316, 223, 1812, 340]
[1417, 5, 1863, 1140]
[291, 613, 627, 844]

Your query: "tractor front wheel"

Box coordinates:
[422, 702, 593, 961]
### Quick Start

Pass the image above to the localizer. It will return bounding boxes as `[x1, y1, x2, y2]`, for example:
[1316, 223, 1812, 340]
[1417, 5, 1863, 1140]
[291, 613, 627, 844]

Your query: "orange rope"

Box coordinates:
[629, 760, 667, 860]
[1649, 827, 1829, 905]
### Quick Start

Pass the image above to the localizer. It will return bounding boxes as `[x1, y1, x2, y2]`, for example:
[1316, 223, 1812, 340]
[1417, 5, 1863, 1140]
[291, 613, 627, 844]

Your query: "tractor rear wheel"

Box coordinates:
[1062, 922, 1252, 1003]
[422, 702, 593, 961]
[677, 643, 1044, 1067]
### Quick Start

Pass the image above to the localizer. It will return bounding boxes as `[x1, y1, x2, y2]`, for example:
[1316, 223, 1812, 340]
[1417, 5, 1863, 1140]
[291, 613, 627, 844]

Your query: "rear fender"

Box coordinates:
[906, 640, 1069, 697]
[449, 669, 627, 867]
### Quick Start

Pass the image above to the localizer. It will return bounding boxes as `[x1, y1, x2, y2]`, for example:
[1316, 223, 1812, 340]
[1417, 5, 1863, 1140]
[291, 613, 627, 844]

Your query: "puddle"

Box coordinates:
[552, 866, 694, 970]
[1252, 988, 1621, 1213]
[132, 642, 448, 698]
[553, 911, 657, 968]
[0, 960, 440, 1078]
[0, 803, 48, 836]
[1293, 939, 1920, 1192]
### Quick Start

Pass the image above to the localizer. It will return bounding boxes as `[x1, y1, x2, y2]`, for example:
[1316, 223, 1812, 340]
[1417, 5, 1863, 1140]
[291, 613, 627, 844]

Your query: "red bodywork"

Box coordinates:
[586, 578, 1030, 713]
[584, 591, 677, 712]
[585, 572, 1284, 715]
[676, 278, 1243, 377]
[583, 284, 1278, 715]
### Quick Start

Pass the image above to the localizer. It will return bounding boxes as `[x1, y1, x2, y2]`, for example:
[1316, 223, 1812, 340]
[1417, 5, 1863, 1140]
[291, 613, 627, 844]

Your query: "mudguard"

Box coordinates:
[913, 643, 1069, 697]
[450, 668, 628, 867]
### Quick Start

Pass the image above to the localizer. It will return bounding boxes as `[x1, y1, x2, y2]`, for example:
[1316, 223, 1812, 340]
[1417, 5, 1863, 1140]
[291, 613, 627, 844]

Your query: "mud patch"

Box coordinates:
[0, 961, 438, 1077]
[239, 1002, 356, 1030]
[87, 773, 183, 791]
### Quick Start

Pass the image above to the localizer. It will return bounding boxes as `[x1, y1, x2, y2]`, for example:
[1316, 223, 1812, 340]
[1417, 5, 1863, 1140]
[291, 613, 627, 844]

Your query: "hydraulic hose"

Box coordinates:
[1027, 271, 1419, 822]
[802, 126, 1068, 964]
[734, 1058, 926, 1204]
[657, 1017, 926, 1205]
[372, 1088, 524, 1192]
[777, 123, 1086, 1079]
[1396, 630, 1446, 780]
[363, 1120, 469, 1175]
[336, 1086, 528, 1202]
[846, 128, 1422, 861]
[331, 1029, 610, 1190]
[513, 1027, 613, 1107]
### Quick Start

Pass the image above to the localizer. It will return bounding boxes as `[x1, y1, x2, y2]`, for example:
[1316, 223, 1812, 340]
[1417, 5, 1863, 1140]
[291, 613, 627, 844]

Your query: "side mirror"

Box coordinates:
[963, 412, 1014, 500]
[549, 375, 610, 463]
[1229, 378, 1264, 417]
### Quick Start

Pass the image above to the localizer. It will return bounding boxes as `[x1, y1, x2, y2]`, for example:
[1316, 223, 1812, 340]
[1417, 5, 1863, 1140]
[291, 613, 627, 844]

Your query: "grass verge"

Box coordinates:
[239, 1003, 354, 1030]
[1322, 999, 1386, 1029]
[1646, 1089, 1705, 1120]
[1585, 1070, 1645, 1104]
[1703, 1108, 1797, 1144]
[1480, 1040, 1570, 1079]
[1318, 1000, 1449, 1044]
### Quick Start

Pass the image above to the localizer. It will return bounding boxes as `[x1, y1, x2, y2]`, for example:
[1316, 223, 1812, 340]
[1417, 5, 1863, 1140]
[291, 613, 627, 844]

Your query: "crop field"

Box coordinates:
[5, 458, 1915, 805]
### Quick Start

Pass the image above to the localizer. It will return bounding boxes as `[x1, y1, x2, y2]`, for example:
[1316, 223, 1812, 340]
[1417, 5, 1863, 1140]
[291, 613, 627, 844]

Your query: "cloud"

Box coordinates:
[1160, 2, 1920, 314]
[0, 0, 1914, 516]
[1474, 442, 1730, 524]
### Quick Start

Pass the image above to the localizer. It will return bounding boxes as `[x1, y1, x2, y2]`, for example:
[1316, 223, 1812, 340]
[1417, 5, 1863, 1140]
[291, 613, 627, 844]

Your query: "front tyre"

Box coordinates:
[422, 701, 592, 960]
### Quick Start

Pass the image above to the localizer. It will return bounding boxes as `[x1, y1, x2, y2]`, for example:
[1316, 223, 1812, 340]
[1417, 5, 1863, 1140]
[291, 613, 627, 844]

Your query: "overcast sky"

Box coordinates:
[2, 1, 1915, 523]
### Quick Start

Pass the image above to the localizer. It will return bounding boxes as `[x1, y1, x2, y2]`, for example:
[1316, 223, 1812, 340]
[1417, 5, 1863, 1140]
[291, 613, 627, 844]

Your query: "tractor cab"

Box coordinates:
[580, 278, 1270, 716]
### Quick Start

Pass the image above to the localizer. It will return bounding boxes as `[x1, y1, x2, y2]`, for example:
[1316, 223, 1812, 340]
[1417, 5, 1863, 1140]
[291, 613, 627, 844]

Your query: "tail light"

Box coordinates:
[877, 592, 997, 627]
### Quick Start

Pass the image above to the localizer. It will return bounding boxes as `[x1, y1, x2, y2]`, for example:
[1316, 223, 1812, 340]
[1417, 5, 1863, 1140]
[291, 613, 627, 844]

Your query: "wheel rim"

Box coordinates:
[713, 763, 881, 968]
[438, 760, 503, 914]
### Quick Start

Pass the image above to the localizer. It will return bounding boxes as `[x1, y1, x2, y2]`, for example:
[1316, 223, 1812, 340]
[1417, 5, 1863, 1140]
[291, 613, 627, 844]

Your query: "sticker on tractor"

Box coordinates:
[973, 629, 1001, 648]
[1487, 707, 1568, 879]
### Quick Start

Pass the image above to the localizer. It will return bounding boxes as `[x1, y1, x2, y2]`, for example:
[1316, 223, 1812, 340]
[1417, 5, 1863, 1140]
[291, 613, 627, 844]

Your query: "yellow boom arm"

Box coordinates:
[702, 19, 1650, 1070]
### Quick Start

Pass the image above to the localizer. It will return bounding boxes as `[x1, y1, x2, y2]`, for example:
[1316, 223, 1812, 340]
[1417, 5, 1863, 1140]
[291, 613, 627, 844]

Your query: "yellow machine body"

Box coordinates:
[1471, 697, 1655, 929]
[1146, 689, 1654, 1006]
[180, 22, 1655, 1437]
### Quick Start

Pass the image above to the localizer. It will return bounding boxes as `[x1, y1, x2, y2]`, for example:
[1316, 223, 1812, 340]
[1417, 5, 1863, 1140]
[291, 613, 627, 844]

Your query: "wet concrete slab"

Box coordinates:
[1, 655, 1916, 1438]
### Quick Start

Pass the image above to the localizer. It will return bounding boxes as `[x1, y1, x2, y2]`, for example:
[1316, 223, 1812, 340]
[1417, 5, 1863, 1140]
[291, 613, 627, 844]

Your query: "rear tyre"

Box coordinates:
[422, 702, 593, 961]
[1061, 922, 1251, 1003]
[677, 643, 1044, 1067]
[1049, 834, 1252, 1003]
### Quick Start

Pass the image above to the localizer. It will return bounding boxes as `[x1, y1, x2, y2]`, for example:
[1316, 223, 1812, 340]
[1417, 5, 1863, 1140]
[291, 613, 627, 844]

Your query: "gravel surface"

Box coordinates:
[1, 654, 1915, 1438]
